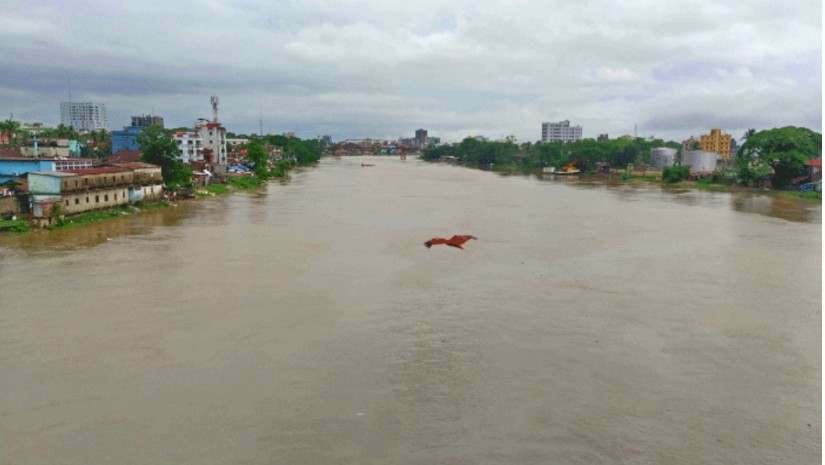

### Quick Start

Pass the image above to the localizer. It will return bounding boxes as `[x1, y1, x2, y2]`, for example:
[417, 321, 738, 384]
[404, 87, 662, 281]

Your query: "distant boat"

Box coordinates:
[555, 163, 580, 175]
[554, 168, 581, 175]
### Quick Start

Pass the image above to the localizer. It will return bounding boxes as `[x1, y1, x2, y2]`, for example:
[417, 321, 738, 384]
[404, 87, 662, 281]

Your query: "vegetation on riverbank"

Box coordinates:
[0, 218, 30, 233]
[423, 126, 821, 194]
[49, 202, 170, 230]
[779, 190, 822, 201]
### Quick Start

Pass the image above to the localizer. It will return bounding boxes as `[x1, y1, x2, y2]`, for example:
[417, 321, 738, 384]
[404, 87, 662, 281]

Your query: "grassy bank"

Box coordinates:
[0, 218, 30, 233]
[779, 190, 822, 201]
[50, 202, 170, 230]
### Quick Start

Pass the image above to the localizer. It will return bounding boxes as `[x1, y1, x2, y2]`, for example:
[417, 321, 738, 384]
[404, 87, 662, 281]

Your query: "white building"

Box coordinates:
[60, 102, 107, 131]
[195, 119, 227, 165]
[173, 130, 203, 163]
[541, 120, 582, 143]
[226, 138, 249, 147]
[172, 120, 228, 165]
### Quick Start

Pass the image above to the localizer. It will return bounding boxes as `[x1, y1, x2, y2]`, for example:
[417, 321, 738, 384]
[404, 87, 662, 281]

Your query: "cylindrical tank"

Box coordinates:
[650, 147, 677, 169]
[682, 150, 718, 173]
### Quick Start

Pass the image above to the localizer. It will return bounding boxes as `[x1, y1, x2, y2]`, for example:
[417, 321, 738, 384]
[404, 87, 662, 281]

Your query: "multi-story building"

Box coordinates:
[700, 128, 733, 160]
[112, 114, 166, 154]
[60, 102, 107, 132]
[111, 126, 143, 154]
[415, 129, 428, 149]
[171, 120, 227, 166]
[541, 120, 582, 143]
[131, 115, 164, 128]
[173, 130, 202, 163]
[195, 119, 227, 165]
[27, 163, 163, 226]
[597, 133, 609, 142]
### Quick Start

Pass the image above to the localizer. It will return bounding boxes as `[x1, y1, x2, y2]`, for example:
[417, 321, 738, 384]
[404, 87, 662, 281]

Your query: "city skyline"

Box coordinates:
[0, 0, 820, 143]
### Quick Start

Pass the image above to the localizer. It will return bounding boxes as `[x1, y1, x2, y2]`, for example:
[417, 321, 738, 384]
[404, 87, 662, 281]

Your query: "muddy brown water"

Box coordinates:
[0, 156, 820, 464]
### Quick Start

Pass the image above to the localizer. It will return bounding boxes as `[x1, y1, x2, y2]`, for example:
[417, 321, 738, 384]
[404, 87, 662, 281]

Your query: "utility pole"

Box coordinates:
[259, 106, 263, 137]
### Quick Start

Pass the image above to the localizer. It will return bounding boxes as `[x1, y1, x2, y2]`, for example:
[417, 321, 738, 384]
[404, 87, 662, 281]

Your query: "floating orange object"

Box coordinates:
[425, 235, 478, 250]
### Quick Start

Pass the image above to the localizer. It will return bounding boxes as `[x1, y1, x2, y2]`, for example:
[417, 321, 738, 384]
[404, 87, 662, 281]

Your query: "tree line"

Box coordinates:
[422, 136, 680, 172]
[423, 126, 822, 189]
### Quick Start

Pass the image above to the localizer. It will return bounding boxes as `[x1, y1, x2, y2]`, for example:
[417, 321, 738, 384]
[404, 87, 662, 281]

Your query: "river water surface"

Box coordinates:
[1, 156, 821, 464]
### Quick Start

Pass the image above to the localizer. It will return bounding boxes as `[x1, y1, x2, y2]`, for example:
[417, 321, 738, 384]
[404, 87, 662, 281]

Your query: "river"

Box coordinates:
[0, 156, 820, 464]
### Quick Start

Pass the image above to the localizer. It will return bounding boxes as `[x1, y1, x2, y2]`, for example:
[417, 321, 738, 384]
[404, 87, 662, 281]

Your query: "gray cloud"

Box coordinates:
[0, 0, 819, 142]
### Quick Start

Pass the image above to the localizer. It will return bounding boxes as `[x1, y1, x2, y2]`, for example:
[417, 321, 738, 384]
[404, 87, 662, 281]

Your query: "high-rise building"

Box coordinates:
[541, 120, 582, 143]
[414, 129, 428, 149]
[60, 102, 107, 131]
[131, 115, 164, 128]
[700, 128, 733, 160]
[597, 133, 609, 142]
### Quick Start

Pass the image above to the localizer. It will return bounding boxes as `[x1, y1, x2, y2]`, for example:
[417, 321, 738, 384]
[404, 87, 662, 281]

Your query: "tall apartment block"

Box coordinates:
[541, 120, 582, 143]
[60, 102, 107, 132]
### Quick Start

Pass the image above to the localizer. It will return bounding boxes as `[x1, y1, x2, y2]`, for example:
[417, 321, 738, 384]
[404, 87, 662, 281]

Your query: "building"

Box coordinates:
[0, 157, 95, 183]
[60, 102, 107, 131]
[131, 115, 164, 128]
[0, 158, 58, 184]
[700, 129, 733, 160]
[541, 120, 582, 143]
[650, 147, 677, 169]
[682, 150, 719, 173]
[806, 158, 821, 182]
[111, 125, 143, 154]
[415, 129, 428, 149]
[597, 133, 609, 142]
[729, 138, 739, 158]
[195, 119, 227, 165]
[226, 138, 249, 147]
[109, 150, 142, 163]
[173, 130, 203, 163]
[111, 115, 165, 155]
[27, 163, 163, 225]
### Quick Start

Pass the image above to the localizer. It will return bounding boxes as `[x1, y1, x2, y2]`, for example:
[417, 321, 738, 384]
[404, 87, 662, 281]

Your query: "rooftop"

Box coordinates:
[109, 149, 142, 163]
[29, 171, 77, 177]
[65, 166, 133, 175]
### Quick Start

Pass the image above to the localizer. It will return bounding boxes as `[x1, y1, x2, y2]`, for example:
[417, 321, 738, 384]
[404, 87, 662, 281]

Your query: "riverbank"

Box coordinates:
[451, 160, 822, 201]
[0, 170, 297, 235]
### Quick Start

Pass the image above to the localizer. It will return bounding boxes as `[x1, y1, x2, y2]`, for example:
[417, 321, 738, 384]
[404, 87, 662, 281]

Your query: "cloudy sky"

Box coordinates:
[1, 0, 821, 142]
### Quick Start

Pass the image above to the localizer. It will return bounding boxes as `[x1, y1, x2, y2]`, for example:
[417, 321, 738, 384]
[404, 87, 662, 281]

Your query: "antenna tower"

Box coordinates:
[210, 96, 219, 122]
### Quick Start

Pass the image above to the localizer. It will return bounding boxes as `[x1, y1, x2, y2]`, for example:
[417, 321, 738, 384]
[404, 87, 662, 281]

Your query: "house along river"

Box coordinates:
[0, 156, 820, 464]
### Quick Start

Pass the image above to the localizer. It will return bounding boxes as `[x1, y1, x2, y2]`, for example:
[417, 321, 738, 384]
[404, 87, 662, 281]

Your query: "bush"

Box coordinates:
[662, 165, 690, 183]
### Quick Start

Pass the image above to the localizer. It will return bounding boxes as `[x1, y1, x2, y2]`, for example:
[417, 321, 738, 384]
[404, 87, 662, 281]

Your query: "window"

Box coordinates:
[84, 178, 88, 185]
[74, 198, 79, 205]
[86, 196, 89, 203]
[104, 194, 108, 201]
[114, 193, 118, 200]
[65, 200, 69, 206]
[95, 195, 99, 203]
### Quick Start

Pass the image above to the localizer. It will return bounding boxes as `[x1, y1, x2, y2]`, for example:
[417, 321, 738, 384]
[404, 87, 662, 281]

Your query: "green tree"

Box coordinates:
[736, 126, 821, 188]
[137, 125, 191, 188]
[247, 141, 270, 178]
[0, 119, 20, 145]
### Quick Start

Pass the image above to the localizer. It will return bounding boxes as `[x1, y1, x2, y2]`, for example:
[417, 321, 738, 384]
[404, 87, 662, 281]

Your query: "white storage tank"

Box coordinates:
[650, 147, 677, 169]
[682, 150, 718, 173]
